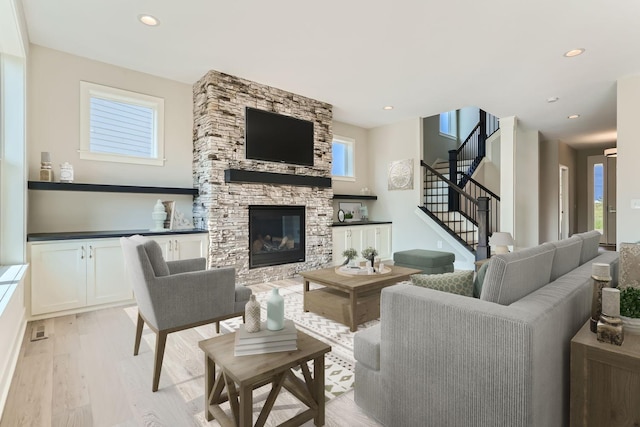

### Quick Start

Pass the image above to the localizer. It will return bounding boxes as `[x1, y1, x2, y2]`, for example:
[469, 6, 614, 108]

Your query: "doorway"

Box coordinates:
[587, 155, 617, 245]
[559, 165, 569, 240]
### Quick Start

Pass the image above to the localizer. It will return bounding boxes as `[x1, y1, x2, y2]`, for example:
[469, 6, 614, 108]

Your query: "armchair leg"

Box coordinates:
[152, 330, 168, 392]
[134, 313, 144, 356]
[216, 321, 220, 334]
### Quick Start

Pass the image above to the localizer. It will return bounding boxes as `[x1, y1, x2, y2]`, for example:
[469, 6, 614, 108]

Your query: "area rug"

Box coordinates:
[219, 284, 379, 400]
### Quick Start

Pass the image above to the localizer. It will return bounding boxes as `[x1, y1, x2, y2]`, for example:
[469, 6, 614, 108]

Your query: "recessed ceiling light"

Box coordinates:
[547, 97, 559, 103]
[383, 106, 394, 110]
[564, 48, 585, 58]
[138, 14, 160, 26]
[568, 114, 580, 119]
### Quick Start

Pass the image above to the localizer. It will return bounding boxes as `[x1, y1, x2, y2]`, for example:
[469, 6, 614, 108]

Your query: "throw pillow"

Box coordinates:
[473, 261, 490, 298]
[410, 270, 474, 297]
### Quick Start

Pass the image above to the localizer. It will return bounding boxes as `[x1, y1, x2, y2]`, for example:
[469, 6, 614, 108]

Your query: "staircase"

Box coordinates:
[419, 109, 500, 259]
[424, 160, 479, 249]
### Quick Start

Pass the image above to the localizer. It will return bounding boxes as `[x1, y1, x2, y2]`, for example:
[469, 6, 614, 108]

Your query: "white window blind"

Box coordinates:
[80, 81, 164, 166]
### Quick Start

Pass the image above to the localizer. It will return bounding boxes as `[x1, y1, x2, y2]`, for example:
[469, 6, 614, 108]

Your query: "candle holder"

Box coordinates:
[597, 287, 624, 345]
[590, 263, 612, 333]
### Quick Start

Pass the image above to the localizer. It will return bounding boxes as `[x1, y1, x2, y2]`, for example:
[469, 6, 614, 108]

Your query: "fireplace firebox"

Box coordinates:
[249, 205, 305, 269]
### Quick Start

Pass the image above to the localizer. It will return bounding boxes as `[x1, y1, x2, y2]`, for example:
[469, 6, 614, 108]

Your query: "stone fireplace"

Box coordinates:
[192, 70, 333, 285]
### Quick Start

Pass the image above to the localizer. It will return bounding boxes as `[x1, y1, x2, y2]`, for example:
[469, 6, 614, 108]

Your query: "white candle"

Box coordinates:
[602, 288, 620, 317]
[592, 263, 611, 281]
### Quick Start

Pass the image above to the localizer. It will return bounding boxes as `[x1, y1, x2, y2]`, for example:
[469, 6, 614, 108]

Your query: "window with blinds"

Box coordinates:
[80, 82, 165, 166]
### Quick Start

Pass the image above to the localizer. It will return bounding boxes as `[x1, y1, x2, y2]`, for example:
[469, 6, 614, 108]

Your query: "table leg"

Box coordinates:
[349, 291, 357, 332]
[204, 356, 215, 421]
[303, 279, 310, 312]
[239, 385, 253, 427]
[313, 356, 325, 426]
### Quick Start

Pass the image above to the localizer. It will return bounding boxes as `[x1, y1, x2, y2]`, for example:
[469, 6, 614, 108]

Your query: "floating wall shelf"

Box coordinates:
[27, 181, 199, 195]
[332, 194, 378, 200]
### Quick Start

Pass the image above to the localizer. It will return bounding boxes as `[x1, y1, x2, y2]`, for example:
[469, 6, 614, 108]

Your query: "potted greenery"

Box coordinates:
[342, 248, 358, 266]
[620, 287, 640, 334]
[361, 247, 379, 270]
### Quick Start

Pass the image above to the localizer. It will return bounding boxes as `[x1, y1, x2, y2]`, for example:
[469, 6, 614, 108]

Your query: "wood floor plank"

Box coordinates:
[2, 278, 382, 427]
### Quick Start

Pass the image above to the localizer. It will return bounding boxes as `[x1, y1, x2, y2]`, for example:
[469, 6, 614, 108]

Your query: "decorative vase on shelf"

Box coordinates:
[267, 288, 285, 331]
[244, 294, 261, 333]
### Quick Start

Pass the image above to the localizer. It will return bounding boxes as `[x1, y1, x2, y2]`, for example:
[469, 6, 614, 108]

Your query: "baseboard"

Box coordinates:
[0, 303, 26, 421]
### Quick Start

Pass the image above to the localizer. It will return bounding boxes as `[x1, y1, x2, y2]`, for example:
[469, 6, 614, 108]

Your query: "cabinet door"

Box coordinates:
[86, 240, 132, 306]
[31, 242, 87, 315]
[375, 225, 392, 261]
[361, 226, 377, 252]
[173, 234, 208, 261]
[332, 228, 350, 265]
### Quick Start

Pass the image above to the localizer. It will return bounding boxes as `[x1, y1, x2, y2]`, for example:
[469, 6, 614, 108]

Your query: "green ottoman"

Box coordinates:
[393, 249, 455, 274]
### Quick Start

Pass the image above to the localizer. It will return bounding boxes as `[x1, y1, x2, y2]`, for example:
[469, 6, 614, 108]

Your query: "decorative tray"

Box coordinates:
[335, 265, 391, 276]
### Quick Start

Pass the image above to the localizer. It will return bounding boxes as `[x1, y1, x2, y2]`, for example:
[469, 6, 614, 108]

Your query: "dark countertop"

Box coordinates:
[332, 221, 392, 227]
[27, 229, 208, 242]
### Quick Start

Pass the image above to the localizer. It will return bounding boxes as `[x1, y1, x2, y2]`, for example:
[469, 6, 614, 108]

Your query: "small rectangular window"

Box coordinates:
[80, 81, 164, 166]
[332, 136, 355, 180]
[439, 110, 457, 139]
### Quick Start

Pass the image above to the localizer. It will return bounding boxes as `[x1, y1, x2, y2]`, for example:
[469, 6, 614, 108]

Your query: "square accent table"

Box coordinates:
[199, 330, 331, 427]
[300, 265, 422, 331]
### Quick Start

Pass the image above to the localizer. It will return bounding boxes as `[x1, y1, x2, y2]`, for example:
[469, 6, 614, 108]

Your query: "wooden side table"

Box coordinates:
[570, 321, 640, 427]
[199, 330, 331, 426]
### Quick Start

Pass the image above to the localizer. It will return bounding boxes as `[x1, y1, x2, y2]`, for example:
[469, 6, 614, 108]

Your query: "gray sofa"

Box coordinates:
[354, 230, 618, 427]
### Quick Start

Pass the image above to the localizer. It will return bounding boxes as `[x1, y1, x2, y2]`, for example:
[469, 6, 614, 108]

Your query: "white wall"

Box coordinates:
[539, 139, 560, 243]
[368, 118, 474, 270]
[617, 73, 640, 244]
[458, 106, 479, 142]
[27, 45, 194, 233]
[514, 124, 540, 248]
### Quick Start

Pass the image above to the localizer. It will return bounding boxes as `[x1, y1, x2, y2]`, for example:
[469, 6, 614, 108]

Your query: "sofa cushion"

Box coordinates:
[473, 260, 490, 298]
[129, 234, 170, 277]
[410, 270, 474, 297]
[574, 230, 601, 264]
[549, 236, 583, 281]
[480, 243, 556, 305]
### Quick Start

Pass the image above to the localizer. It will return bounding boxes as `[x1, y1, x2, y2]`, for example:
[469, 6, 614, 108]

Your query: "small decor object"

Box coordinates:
[39, 152, 53, 182]
[388, 158, 414, 191]
[342, 248, 358, 266]
[59, 162, 74, 183]
[267, 288, 285, 331]
[339, 202, 362, 222]
[161, 201, 175, 230]
[597, 288, 624, 345]
[590, 263, 612, 333]
[337, 209, 346, 223]
[620, 287, 640, 335]
[172, 208, 194, 230]
[361, 247, 378, 272]
[234, 319, 297, 356]
[150, 199, 167, 231]
[244, 294, 261, 333]
[359, 205, 369, 222]
[360, 187, 371, 196]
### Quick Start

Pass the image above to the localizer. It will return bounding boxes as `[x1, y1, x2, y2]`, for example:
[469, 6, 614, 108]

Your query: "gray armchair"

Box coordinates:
[120, 235, 251, 391]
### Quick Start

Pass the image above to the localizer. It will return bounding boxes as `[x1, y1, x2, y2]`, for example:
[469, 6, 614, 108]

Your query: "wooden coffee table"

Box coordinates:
[199, 330, 331, 427]
[300, 265, 421, 331]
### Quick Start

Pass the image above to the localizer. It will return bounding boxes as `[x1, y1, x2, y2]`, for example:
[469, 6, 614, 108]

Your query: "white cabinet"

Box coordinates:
[332, 224, 392, 265]
[152, 233, 208, 262]
[30, 238, 131, 316]
[29, 233, 208, 317]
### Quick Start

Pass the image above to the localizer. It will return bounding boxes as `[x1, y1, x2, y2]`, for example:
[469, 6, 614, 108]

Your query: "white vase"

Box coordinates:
[244, 294, 261, 333]
[267, 288, 284, 331]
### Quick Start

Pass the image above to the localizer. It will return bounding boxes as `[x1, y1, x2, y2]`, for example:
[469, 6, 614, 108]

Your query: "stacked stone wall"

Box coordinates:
[193, 70, 333, 285]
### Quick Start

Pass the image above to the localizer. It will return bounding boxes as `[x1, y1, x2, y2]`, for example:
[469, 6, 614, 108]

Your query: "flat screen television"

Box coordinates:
[245, 107, 314, 167]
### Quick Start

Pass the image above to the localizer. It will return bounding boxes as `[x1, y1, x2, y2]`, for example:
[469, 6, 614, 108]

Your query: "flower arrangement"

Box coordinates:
[342, 248, 358, 261]
[361, 247, 378, 261]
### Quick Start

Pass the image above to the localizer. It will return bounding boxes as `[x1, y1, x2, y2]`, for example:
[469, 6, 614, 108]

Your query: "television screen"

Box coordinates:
[245, 107, 314, 167]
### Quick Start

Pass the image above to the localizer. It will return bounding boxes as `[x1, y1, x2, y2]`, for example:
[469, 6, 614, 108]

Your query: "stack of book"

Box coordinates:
[234, 319, 298, 356]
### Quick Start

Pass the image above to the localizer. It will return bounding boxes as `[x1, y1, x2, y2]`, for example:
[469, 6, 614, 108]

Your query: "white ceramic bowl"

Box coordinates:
[621, 315, 640, 335]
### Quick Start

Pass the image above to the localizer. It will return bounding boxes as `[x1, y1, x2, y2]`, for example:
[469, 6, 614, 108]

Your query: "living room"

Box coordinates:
[2, 0, 640, 426]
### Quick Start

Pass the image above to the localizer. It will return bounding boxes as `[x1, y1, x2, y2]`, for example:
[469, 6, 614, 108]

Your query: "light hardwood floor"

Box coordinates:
[1, 279, 381, 427]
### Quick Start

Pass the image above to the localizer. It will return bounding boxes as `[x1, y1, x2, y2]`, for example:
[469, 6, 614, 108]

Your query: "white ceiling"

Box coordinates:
[20, 0, 640, 148]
